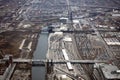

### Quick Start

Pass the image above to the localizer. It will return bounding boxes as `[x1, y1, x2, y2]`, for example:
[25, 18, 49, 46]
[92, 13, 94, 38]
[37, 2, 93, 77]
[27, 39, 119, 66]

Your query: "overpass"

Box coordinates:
[0, 57, 109, 79]
[1, 58, 108, 65]
[0, 55, 109, 68]
[50, 5, 120, 9]
[42, 29, 119, 34]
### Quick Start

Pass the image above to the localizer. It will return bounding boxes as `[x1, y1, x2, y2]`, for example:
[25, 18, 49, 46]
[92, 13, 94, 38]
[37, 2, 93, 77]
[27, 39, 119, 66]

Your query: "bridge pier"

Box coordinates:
[3, 55, 13, 66]
[46, 59, 54, 74]
[46, 59, 54, 80]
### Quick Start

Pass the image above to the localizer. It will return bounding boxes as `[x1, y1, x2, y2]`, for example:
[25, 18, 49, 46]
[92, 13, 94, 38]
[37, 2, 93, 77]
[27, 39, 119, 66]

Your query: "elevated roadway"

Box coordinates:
[12, 59, 107, 64]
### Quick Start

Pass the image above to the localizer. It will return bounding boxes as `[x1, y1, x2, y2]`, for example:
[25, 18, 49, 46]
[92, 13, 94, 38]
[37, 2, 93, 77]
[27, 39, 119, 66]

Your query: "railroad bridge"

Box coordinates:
[1, 57, 107, 65]
[0, 55, 108, 66]
[0, 55, 109, 78]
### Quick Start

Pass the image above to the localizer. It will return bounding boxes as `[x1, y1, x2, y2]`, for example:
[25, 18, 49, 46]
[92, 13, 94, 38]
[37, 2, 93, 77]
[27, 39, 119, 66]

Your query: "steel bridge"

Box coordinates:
[1, 58, 108, 64]
[0, 57, 109, 79]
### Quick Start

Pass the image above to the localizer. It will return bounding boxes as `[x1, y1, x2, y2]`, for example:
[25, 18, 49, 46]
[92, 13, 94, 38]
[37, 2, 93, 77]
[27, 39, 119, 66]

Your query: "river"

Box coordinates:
[32, 29, 48, 80]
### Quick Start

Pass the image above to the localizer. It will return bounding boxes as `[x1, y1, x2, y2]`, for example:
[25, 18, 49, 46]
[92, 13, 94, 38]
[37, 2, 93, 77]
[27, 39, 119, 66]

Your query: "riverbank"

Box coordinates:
[1, 26, 48, 80]
[10, 31, 41, 80]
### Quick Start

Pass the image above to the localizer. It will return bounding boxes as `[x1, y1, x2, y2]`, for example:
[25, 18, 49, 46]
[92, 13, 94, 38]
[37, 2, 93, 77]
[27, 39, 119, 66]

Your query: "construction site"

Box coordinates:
[0, 0, 120, 80]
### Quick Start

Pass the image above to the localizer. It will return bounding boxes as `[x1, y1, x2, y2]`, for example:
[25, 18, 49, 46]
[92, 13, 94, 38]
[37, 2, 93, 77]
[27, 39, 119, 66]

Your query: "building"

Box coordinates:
[98, 64, 120, 80]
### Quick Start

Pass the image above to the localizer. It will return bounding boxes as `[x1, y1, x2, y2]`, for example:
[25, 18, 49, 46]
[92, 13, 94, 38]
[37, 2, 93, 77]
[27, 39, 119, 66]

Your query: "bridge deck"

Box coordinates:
[12, 59, 107, 64]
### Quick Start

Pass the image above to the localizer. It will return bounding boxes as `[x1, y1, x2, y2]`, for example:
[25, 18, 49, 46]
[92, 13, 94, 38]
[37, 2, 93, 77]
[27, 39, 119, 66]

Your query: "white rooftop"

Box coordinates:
[73, 19, 79, 23]
[112, 14, 120, 17]
[61, 75, 67, 78]
[98, 25, 108, 28]
[60, 17, 68, 20]
[104, 38, 120, 45]
[60, 26, 68, 31]
[54, 32, 63, 35]
[63, 37, 72, 42]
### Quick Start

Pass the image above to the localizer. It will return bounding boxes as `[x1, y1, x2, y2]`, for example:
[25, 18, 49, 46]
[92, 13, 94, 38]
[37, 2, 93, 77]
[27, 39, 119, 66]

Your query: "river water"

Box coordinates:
[32, 30, 48, 80]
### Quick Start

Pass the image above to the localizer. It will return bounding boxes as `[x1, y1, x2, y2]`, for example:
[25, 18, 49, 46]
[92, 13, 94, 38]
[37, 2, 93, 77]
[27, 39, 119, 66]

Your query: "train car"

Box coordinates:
[62, 49, 73, 71]
[62, 49, 69, 60]
[67, 62, 73, 71]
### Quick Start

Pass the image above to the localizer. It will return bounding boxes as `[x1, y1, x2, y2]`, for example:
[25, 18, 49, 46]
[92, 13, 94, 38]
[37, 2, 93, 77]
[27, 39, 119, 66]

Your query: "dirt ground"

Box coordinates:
[0, 31, 32, 58]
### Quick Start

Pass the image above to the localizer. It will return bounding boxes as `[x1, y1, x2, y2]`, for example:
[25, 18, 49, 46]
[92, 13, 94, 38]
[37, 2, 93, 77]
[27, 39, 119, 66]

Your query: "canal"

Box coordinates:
[32, 29, 48, 80]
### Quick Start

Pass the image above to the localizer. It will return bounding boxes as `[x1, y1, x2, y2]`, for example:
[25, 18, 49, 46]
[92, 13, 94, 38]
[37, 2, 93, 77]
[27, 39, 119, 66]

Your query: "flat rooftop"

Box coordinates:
[100, 64, 120, 79]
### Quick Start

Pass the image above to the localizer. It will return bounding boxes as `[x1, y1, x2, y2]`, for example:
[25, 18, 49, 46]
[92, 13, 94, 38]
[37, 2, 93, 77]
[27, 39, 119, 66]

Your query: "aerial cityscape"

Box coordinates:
[0, 0, 120, 80]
